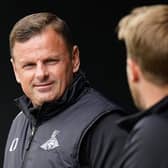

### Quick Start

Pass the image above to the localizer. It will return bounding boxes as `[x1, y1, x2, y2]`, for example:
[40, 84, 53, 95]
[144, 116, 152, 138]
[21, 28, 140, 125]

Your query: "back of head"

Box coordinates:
[117, 4, 168, 85]
[10, 12, 74, 58]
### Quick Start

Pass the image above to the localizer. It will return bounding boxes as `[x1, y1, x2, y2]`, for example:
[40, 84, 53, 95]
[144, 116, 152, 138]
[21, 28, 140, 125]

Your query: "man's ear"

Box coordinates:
[126, 58, 140, 82]
[72, 45, 80, 73]
[10, 58, 20, 83]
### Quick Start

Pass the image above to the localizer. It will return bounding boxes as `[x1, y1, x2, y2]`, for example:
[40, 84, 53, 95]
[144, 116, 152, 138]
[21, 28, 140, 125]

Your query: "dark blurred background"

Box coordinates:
[0, 0, 167, 166]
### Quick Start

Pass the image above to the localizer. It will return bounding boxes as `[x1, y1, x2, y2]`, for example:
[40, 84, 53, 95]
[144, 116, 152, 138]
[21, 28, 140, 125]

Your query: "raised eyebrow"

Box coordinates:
[20, 60, 35, 65]
[20, 55, 61, 65]
[44, 57, 60, 61]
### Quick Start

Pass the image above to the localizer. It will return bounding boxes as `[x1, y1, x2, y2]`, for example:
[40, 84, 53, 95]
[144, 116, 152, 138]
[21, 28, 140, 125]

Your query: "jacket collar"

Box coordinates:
[117, 96, 168, 131]
[15, 70, 90, 125]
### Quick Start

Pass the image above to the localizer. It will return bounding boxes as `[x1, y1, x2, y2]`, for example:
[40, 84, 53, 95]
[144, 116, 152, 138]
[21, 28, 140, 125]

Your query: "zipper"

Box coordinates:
[22, 125, 37, 168]
[27, 126, 36, 150]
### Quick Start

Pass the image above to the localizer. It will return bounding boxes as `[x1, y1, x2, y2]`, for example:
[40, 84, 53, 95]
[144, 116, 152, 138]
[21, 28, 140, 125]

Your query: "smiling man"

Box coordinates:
[3, 12, 127, 168]
[11, 25, 78, 107]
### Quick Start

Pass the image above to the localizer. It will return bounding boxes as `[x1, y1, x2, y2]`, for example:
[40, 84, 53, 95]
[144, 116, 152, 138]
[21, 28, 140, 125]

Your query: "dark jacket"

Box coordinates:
[117, 96, 168, 168]
[3, 71, 127, 168]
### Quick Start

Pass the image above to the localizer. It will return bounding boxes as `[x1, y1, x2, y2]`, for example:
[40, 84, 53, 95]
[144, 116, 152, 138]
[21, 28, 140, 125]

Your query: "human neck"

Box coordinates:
[139, 80, 168, 110]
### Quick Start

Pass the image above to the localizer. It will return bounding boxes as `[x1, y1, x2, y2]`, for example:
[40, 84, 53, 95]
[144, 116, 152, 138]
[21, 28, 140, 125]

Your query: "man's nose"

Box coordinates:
[35, 62, 49, 80]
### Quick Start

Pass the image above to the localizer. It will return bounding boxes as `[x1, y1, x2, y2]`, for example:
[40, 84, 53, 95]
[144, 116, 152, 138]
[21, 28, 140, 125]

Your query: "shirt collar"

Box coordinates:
[117, 96, 168, 131]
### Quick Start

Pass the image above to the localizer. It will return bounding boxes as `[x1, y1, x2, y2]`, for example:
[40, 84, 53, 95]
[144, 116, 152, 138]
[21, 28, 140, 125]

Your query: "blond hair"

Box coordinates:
[118, 4, 168, 84]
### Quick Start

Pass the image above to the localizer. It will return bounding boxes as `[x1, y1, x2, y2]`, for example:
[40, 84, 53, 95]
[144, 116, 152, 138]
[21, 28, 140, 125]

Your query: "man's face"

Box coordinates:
[12, 27, 80, 106]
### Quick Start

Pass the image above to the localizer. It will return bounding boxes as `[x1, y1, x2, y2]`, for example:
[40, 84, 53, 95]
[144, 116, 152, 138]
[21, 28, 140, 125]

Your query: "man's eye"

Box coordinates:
[46, 59, 59, 65]
[23, 63, 35, 69]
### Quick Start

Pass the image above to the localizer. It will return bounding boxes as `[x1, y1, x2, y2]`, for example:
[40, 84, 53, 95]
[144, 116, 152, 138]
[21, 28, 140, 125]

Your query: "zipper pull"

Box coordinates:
[31, 126, 36, 136]
[26, 126, 36, 150]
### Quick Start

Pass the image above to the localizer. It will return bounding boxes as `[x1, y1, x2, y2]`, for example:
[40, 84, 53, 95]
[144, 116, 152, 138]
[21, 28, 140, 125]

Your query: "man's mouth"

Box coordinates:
[34, 82, 54, 92]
